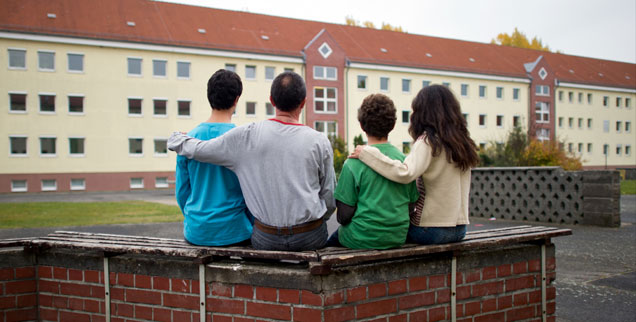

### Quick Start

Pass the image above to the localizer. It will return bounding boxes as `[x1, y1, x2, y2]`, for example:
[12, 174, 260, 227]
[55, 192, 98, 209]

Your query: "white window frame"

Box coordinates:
[357, 75, 368, 90]
[127, 57, 143, 77]
[8, 91, 27, 114]
[153, 138, 168, 157]
[460, 84, 469, 97]
[41, 179, 57, 192]
[602, 120, 609, 132]
[513, 115, 521, 128]
[578, 143, 583, 153]
[535, 102, 549, 124]
[402, 79, 411, 93]
[39, 136, 57, 157]
[422, 80, 431, 88]
[536, 128, 550, 142]
[177, 99, 191, 118]
[479, 114, 487, 128]
[603, 96, 609, 107]
[318, 42, 332, 59]
[313, 87, 337, 114]
[380, 77, 390, 92]
[587, 93, 593, 105]
[626, 121, 632, 133]
[37, 50, 55, 72]
[67, 94, 85, 115]
[558, 91, 563, 102]
[67, 52, 84, 73]
[265, 102, 275, 116]
[127, 97, 143, 117]
[128, 137, 144, 157]
[8, 48, 27, 70]
[38, 92, 56, 114]
[535, 85, 549, 96]
[265, 66, 275, 81]
[224, 63, 236, 72]
[314, 121, 337, 137]
[578, 92, 583, 103]
[9, 135, 28, 157]
[313, 66, 337, 81]
[130, 178, 144, 189]
[578, 118, 583, 129]
[496, 87, 504, 100]
[479, 85, 487, 99]
[152, 98, 168, 117]
[558, 117, 563, 128]
[616, 144, 622, 156]
[626, 145, 632, 156]
[568, 117, 574, 128]
[155, 177, 169, 188]
[152, 59, 167, 78]
[245, 65, 256, 80]
[496, 114, 504, 128]
[616, 97, 622, 108]
[402, 110, 410, 124]
[176, 61, 191, 79]
[11, 180, 28, 193]
[245, 102, 257, 117]
[626, 98, 632, 109]
[616, 121, 622, 133]
[587, 143, 593, 154]
[70, 178, 86, 191]
[68, 136, 86, 157]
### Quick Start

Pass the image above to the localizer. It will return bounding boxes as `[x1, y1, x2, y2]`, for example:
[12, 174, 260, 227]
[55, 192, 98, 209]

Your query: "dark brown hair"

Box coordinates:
[358, 94, 396, 138]
[409, 85, 479, 171]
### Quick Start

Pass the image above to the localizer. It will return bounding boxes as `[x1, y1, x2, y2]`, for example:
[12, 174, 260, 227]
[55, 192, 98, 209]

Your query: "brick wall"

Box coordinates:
[0, 266, 38, 321]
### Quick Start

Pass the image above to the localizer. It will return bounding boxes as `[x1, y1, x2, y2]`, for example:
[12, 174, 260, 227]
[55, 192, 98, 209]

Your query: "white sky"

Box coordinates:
[159, 0, 636, 64]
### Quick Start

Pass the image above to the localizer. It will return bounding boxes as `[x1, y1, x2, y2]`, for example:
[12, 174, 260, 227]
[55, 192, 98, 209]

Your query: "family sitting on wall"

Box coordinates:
[168, 69, 480, 251]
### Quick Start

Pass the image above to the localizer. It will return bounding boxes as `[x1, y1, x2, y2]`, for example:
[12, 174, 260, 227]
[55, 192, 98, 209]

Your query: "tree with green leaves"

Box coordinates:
[353, 134, 365, 147]
[329, 135, 348, 179]
[491, 28, 551, 52]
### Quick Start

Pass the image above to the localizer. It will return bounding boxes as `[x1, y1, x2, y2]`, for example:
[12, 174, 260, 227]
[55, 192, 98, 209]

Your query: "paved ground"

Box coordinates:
[1, 192, 634, 321]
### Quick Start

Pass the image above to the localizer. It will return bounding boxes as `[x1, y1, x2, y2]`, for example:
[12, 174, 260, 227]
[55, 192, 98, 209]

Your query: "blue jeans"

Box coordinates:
[326, 229, 343, 247]
[251, 222, 328, 251]
[407, 225, 466, 245]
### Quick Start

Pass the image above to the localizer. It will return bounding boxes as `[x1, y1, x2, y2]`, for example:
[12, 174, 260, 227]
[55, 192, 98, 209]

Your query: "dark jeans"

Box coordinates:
[407, 224, 467, 245]
[251, 221, 328, 251]
[326, 229, 343, 247]
[184, 236, 251, 247]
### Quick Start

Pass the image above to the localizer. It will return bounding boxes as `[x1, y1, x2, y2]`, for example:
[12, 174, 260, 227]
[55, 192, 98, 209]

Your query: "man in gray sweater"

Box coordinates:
[168, 72, 336, 251]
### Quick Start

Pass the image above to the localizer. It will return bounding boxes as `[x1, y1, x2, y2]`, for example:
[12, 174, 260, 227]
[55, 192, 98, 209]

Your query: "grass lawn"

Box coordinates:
[621, 180, 636, 195]
[0, 201, 182, 229]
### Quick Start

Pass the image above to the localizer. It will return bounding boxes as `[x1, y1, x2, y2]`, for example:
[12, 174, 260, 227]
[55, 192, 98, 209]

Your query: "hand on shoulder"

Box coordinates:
[349, 145, 366, 159]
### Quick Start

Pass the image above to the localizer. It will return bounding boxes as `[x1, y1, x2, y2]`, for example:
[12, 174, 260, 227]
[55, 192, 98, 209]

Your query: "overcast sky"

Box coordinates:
[160, 0, 636, 64]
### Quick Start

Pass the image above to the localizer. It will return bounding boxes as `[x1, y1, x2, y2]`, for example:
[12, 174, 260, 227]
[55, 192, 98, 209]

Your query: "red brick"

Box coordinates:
[278, 289, 300, 304]
[6, 280, 36, 294]
[457, 285, 471, 300]
[429, 306, 446, 321]
[91, 314, 106, 322]
[38, 266, 53, 279]
[547, 286, 556, 300]
[109, 272, 116, 284]
[482, 298, 497, 313]
[506, 306, 535, 321]
[153, 276, 170, 291]
[294, 307, 322, 322]
[126, 289, 161, 305]
[388, 280, 407, 295]
[133, 274, 151, 289]
[429, 275, 446, 288]
[389, 314, 408, 322]
[115, 273, 133, 287]
[212, 314, 233, 322]
[547, 301, 556, 314]
[83, 270, 100, 283]
[61, 282, 92, 297]
[325, 290, 344, 305]
[497, 264, 512, 277]
[52, 296, 68, 309]
[247, 302, 291, 320]
[172, 310, 192, 321]
[514, 292, 529, 306]
[465, 270, 481, 283]
[0, 296, 15, 309]
[458, 318, 472, 322]
[453, 272, 463, 285]
[513, 261, 528, 274]
[211, 282, 232, 297]
[116, 303, 134, 317]
[0, 268, 13, 280]
[234, 317, 253, 322]
[6, 308, 37, 321]
[191, 279, 201, 294]
[346, 286, 366, 303]
[171, 278, 191, 293]
[85, 299, 101, 313]
[234, 285, 253, 299]
[498, 295, 512, 310]
[91, 285, 105, 298]
[368, 283, 387, 298]
[255, 286, 278, 302]
[528, 290, 541, 303]
[53, 267, 67, 280]
[475, 312, 505, 322]
[38, 294, 53, 307]
[325, 306, 355, 322]
[153, 307, 172, 322]
[455, 303, 464, 318]
[135, 305, 153, 320]
[39, 307, 58, 321]
[207, 298, 244, 314]
[436, 289, 450, 304]
[163, 293, 199, 310]
[482, 266, 497, 280]
[398, 291, 435, 310]
[16, 294, 35, 307]
[356, 299, 397, 319]
[66, 268, 82, 281]
[408, 309, 427, 321]
[465, 301, 480, 316]
[547, 257, 556, 271]
[473, 281, 503, 297]
[409, 276, 427, 291]
[15, 267, 35, 279]
[69, 297, 84, 310]
[301, 290, 323, 306]
[366, 318, 387, 322]
[528, 259, 541, 272]
[506, 275, 535, 292]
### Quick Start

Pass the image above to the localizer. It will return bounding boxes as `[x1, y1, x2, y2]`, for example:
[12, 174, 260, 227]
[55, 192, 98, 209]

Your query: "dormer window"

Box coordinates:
[318, 42, 332, 59]
[538, 67, 547, 80]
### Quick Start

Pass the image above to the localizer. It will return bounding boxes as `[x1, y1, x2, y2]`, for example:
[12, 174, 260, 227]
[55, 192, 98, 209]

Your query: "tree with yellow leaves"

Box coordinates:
[345, 16, 404, 33]
[491, 28, 551, 52]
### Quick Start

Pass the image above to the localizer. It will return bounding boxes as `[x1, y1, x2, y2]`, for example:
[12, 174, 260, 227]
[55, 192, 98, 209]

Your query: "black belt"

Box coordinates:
[254, 218, 324, 236]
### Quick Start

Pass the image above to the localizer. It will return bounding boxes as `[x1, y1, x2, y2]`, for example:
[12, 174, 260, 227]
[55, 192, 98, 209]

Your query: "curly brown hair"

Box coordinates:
[357, 94, 397, 139]
[409, 85, 479, 171]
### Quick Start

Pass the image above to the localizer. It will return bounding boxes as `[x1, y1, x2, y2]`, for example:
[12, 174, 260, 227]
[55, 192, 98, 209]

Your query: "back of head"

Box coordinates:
[357, 94, 396, 139]
[207, 69, 243, 110]
[270, 71, 306, 112]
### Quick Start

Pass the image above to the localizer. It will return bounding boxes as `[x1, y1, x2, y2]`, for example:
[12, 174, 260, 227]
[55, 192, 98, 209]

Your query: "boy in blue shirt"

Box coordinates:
[175, 69, 253, 246]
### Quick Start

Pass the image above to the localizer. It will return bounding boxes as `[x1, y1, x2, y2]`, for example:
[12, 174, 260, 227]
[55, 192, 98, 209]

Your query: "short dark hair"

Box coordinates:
[207, 69, 243, 110]
[270, 71, 306, 112]
[357, 94, 396, 138]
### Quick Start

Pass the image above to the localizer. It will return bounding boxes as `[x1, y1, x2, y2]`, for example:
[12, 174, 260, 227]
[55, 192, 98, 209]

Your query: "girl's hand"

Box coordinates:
[349, 145, 366, 159]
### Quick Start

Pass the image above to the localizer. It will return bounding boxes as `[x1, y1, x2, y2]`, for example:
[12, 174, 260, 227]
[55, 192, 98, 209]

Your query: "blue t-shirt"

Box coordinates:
[175, 122, 253, 246]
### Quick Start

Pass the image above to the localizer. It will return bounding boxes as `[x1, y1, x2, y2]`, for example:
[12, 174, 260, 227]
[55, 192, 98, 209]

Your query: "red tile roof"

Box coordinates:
[1, 0, 634, 89]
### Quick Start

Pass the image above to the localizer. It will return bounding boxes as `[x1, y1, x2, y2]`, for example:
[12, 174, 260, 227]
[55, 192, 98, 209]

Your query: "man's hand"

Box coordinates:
[349, 145, 366, 159]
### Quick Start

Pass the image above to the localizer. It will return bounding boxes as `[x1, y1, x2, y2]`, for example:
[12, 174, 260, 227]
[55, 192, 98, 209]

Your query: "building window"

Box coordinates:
[68, 95, 84, 114]
[70, 178, 86, 191]
[402, 79, 411, 93]
[314, 87, 337, 113]
[177, 100, 190, 117]
[558, 117, 563, 128]
[496, 115, 504, 127]
[535, 85, 549, 96]
[578, 92, 583, 103]
[9, 93, 27, 112]
[9, 136, 27, 156]
[225, 64, 236, 72]
[460, 84, 469, 97]
[38, 51, 55, 71]
[513, 88, 520, 101]
[154, 139, 167, 155]
[402, 110, 410, 123]
[578, 118, 583, 129]
[603, 120, 609, 132]
[536, 128, 550, 141]
[463, 113, 469, 124]
[402, 142, 411, 154]
[626, 121, 632, 133]
[568, 117, 573, 128]
[603, 96, 609, 107]
[153, 60, 167, 77]
[380, 77, 389, 91]
[129, 138, 143, 155]
[318, 43, 332, 59]
[616, 144, 622, 156]
[422, 80, 430, 88]
[40, 137, 56, 156]
[67, 53, 84, 72]
[265, 66, 275, 80]
[153, 99, 167, 116]
[155, 177, 169, 188]
[442, 82, 450, 88]
[11, 180, 27, 192]
[41, 179, 57, 192]
[265, 103, 275, 116]
[616, 97, 622, 108]
[246, 102, 256, 116]
[616, 121, 622, 133]
[8, 49, 26, 69]
[626, 145, 632, 156]
[496, 87, 503, 99]
[479, 85, 486, 98]
[313, 66, 337, 80]
[130, 178, 144, 189]
[587, 93, 592, 104]
[177, 61, 190, 79]
[587, 118, 592, 129]
[284, 67, 294, 73]
[603, 144, 609, 155]
[587, 143, 593, 153]
[538, 68, 548, 79]
[535, 102, 549, 123]
[479, 114, 486, 127]
[513, 115, 520, 127]
[357, 75, 367, 89]
[558, 91, 563, 101]
[69, 137, 85, 156]
[314, 121, 337, 137]
[245, 65, 256, 80]
[578, 143, 583, 153]
[127, 57, 142, 76]
[626, 98, 632, 108]
[39, 94, 55, 113]
[128, 98, 142, 116]
[567, 143, 573, 153]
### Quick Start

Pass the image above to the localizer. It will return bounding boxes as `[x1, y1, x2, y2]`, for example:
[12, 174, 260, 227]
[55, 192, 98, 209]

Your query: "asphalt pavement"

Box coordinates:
[0, 191, 634, 322]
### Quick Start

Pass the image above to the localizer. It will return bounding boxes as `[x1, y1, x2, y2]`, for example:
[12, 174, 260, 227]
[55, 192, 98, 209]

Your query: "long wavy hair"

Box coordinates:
[409, 85, 479, 171]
